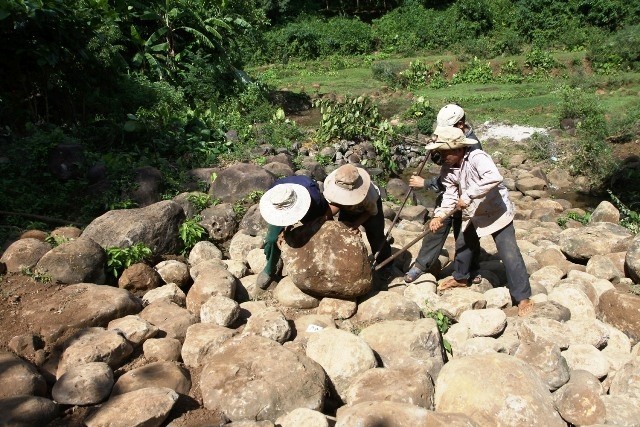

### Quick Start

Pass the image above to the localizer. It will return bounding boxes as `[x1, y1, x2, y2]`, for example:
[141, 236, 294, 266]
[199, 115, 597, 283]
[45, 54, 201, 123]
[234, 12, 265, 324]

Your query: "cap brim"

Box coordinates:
[323, 167, 370, 206]
[259, 184, 311, 226]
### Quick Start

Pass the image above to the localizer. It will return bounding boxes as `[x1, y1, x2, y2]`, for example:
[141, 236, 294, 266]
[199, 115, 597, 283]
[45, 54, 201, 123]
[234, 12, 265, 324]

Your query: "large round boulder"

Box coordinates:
[208, 163, 276, 203]
[82, 200, 185, 255]
[35, 237, 106, 284]
[434, 353, 565, 426]
[281, 220, 372, 299]
[200, 335, 326, 422]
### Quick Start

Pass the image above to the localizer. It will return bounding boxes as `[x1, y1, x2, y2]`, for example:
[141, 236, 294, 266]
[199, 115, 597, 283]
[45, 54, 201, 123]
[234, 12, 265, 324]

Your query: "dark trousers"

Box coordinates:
[339, 197, 391, 264]
[414, 193, 463, 272]
[263, 224, 283, 276]
[453, 221, 531, 302]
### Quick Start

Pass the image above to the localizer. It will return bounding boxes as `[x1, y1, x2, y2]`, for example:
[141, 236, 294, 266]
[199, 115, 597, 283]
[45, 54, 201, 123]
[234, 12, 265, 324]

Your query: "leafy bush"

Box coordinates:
[106, 243, 153, 278]
[458, 37, 502, 60]
[528, 133, 557, 161]
[493, 28, 524, 56]
[557, 85, 614, 183]
[179, 216, 207, 255]
[403, 97, 437, 135]
[233, 191, 264, 217]
[524, 48, 558, 73]
[371, 61, 404, 86]
[575, 0, 625, 31]
[498, 60, 525, 83]
[423, 308, 453, 353]
[315, 96, 383, 143]
[314, 96, 398, 172]
[587, 24, 640, 73]
[557, 85, 608, 139]
[608, 191, 640, 234]
[452, 58, 494, 84]
[397, 60, 446, 89]
[557, 211, 592, 228]
[187, 194, 214, 212]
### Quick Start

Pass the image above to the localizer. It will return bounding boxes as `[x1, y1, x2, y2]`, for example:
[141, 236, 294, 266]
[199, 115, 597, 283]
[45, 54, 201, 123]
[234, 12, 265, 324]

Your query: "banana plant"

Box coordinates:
[124, 0, 232, 81]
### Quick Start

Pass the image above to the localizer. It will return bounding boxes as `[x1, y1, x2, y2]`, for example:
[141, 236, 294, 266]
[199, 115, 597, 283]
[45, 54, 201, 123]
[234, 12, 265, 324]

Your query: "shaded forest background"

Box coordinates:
[1, 0, 640, 242]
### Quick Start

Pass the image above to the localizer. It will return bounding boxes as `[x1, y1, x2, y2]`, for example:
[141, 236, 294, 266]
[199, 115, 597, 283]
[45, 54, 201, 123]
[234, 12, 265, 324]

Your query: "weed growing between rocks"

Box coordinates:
[20, 267, 52, 284]
[556, 211, 592, 229]
[179, 216, 207, 256]
[423, 306, 453, 354]
[106, 243, 153, 278]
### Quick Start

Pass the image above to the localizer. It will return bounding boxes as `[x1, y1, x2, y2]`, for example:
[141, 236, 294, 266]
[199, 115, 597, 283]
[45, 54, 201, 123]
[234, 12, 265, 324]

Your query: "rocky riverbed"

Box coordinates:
[1, 124, 639, 426]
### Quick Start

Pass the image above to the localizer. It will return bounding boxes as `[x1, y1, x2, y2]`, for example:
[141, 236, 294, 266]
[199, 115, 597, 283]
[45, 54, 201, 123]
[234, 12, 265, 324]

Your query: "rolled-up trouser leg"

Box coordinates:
[493, 221, 532, 302]
[452, 223, 481, 281]
[414, 215, 452, 272]
[263, 224, 284, 276]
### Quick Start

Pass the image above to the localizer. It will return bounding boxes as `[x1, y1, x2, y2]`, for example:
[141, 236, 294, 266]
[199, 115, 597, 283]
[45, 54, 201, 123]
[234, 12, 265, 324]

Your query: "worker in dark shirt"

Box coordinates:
[256, 175, 331, 289]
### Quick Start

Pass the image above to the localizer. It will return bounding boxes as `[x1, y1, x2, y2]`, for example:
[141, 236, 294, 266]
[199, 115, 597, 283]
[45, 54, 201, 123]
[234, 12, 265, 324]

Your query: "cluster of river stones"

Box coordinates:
[1, 138, 640, 426]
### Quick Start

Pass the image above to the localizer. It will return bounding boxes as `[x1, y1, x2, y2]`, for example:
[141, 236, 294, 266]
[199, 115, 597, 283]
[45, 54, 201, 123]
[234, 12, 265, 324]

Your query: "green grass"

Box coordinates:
[252, 50, 640, 145]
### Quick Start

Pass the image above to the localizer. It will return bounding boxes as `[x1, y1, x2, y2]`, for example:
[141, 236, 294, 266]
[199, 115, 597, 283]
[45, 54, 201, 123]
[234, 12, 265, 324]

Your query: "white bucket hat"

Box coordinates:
[437, 104, 465, 126]
[425, 126, 477, 150]
[259, 183, 311, 226]
[323, 164, 371, 206]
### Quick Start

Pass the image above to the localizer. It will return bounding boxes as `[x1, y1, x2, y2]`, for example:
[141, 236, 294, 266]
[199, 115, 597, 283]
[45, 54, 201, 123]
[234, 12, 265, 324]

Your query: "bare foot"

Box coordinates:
[437, 277, 469, 294]
[518, 299, 534, 317]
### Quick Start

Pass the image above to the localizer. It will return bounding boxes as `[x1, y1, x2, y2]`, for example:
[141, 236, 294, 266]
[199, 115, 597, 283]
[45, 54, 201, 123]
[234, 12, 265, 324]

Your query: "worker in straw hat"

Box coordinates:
[323, 164, 391, 268]
[404, 103, 482, 284]
[257, 175, 332, 289]
[426, 125, 534, 316]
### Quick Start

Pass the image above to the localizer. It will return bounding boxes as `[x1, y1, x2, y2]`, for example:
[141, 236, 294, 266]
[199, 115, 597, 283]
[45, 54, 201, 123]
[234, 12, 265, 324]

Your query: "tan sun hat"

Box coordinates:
[323, 164, 371, 206]
[259, 183, 311, 226]
[437, 104, 465, 126]
[425, 126, 477, 150]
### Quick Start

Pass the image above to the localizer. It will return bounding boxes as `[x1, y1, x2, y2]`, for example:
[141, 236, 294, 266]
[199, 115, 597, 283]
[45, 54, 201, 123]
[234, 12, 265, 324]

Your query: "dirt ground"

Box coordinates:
[0, 273, 228, 426]
[0, 273, 59, 353]
[0, 269, 353, 426]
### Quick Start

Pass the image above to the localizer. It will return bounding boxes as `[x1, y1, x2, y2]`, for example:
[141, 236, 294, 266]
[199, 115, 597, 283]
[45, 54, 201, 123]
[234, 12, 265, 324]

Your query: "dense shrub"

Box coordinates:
[260, 16, 374, 61]
[457, 36, 502, 59]
[587, 24, 640, 73]
[372, 5, 460, 54]
[575, 0, 625, 31]
[454, 0, 495, 36]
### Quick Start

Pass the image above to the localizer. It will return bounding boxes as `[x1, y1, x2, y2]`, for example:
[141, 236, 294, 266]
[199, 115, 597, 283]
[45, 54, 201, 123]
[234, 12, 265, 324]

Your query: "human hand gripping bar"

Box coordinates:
[370, 154, 430, 270]
[373, 206, 459, 272]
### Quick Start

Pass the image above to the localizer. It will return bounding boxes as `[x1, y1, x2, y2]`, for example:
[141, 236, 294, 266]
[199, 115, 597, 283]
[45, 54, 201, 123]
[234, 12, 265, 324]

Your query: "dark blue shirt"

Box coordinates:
[270, 175, 329, 224]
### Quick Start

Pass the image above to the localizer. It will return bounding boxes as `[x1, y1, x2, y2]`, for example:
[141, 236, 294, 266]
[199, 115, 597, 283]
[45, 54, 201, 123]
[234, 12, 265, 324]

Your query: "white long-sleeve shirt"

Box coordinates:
[434, 149, 514, 237]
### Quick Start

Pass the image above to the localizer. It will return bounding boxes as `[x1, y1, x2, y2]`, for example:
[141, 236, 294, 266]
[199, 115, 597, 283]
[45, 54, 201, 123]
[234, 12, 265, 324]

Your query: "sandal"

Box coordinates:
[437, 277, 469, 293]
[404, 266, 424, 284]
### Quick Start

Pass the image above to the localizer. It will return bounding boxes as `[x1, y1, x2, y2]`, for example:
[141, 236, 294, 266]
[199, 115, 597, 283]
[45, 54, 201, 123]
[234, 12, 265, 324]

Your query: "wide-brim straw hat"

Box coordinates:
[323, 164, 371, 206]
[425, 126, 477, 151]
[259, 183, 311, 226]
